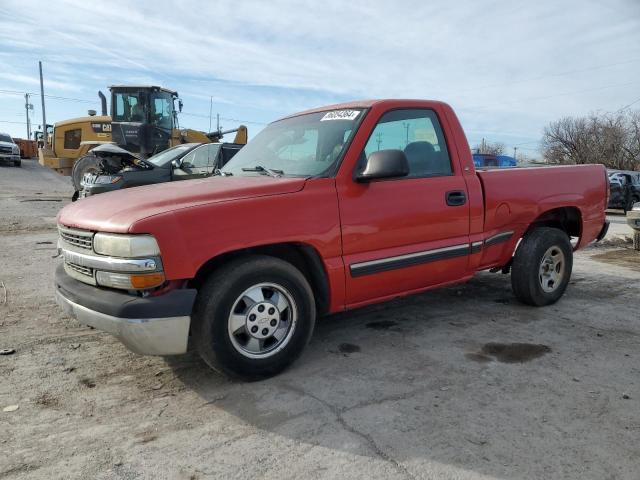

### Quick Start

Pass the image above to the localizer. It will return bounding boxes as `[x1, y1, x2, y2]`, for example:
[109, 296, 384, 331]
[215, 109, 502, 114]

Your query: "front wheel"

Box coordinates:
[511, 227, 573, 306]
[13, 159, 21, 167]
[192, 255, 316, 380]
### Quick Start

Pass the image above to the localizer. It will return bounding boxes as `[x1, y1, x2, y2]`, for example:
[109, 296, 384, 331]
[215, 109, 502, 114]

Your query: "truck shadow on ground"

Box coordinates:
[165, 266, 637, 479]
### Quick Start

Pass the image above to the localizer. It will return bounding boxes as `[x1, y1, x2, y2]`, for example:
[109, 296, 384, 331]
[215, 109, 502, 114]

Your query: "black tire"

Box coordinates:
[71, 153, 100, 190]
[511, 227, 573, 306]
[634, 231, 640, 252]
[192, 255, 316, 380]
[13, 159, 21, 167]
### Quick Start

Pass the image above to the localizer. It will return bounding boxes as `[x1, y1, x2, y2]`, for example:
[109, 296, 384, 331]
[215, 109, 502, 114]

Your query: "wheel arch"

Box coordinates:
[189, 242, 330, 315]
[524, 206, 583, 240]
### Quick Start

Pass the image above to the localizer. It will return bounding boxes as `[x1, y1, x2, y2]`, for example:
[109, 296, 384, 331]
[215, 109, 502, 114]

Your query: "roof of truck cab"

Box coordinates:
[279, 99, 450, 121]
[109, 85, 178, 96]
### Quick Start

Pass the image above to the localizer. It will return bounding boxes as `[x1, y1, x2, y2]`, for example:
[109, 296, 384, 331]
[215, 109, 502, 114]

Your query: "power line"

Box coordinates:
[0, 88, 95, 104]
[220, 116, 267, 126]
[617, 96, 640, 112]
[0, 120, 29, 125]
[467, 80, 640, 112]
[457, 57, 640, 95]
[181, 111, 267, 126]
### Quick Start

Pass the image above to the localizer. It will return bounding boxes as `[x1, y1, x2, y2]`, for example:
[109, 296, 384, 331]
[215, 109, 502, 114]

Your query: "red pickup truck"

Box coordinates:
[55, 100, 609, 379]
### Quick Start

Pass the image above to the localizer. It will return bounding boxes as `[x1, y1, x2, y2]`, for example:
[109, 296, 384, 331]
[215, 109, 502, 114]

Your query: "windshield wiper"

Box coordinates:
[241, 165, 283, 178]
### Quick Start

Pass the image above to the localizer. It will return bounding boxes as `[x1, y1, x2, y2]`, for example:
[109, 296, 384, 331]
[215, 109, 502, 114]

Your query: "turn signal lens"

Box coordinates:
[96, 271, 165, 290]
[130, 273, 166, 289]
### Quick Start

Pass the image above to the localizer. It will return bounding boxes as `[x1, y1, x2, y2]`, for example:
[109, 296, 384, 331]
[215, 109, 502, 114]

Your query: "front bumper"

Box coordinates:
[0, 153, 20, 162]
[55, 264, 196, 355]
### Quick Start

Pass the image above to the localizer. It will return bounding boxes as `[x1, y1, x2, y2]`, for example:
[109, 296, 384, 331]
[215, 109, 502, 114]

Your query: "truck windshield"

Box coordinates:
[222, 109, 364, 177]
[0, 134, 13, 143]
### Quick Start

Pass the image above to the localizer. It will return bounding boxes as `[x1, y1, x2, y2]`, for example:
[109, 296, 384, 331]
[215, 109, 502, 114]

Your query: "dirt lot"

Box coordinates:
[1, 160, 639, 480]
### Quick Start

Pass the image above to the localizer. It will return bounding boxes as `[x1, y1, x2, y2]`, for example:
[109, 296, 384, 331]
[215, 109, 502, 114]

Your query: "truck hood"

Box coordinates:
[58, 176, 307, 233]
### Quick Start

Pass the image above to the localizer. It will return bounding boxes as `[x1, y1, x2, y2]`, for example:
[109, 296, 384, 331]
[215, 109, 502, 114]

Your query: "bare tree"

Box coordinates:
[473, 139, 505, 156]
[542, 111, 640, 170]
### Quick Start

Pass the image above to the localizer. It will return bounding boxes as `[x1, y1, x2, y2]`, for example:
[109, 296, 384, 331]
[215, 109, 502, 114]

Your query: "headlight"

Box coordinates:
[95, 175, 122, 184]
[93, 233, 160, 257]
[12, 145, 19, 153]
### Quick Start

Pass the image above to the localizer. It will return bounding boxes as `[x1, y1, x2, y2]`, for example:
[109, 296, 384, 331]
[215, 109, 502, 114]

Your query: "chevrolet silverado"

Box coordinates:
[55, 100, 609, 379]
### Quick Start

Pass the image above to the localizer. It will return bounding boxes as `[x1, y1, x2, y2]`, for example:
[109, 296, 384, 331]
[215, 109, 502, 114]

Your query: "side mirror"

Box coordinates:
[171, 158, 182, 169]
[356, 149, 409, 182]
[178, 99, 183, 113]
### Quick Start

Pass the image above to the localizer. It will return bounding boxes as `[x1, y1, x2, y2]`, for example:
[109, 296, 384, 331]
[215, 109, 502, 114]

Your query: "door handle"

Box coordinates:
[446, 190, 466, 206]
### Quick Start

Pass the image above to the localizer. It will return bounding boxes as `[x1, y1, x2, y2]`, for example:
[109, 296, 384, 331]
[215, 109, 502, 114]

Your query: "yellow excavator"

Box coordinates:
[39, 85, 247, 189]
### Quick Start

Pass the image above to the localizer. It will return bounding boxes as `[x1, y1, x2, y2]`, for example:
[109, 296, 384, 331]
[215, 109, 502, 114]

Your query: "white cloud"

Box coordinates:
[1, 0, 639, 150]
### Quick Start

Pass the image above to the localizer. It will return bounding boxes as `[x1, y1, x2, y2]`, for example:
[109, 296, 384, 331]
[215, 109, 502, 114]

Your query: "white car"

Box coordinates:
[0, 132, 21, 167]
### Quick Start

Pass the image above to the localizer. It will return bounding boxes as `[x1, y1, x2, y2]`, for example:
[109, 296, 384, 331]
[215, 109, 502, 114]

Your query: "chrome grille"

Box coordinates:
[65, 261, 93, 277]
[0, 146, 12, 154]
[59, 227, 93, 250]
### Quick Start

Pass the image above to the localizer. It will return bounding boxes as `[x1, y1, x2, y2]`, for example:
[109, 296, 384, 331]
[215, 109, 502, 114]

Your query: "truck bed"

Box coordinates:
[476, 164, 607, 248]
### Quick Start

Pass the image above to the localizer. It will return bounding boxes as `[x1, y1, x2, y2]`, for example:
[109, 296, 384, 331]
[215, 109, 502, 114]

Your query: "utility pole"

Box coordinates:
[208, 96, 213, 132]
[402, 122, 410, 146]
[513, 146, 518, 159]
[375, 132, 383, 151]
[216, 113, 220, 132]
[24, 93, 33, 139]
[38, 61, 47, 145]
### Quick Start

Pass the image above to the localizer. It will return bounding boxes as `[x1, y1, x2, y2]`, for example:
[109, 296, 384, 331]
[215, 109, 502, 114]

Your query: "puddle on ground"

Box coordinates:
[467, 342, 551, 364]
[338, 343, 361, 354]
[591, 249, 640, 273]
[365, 320, 399, 330]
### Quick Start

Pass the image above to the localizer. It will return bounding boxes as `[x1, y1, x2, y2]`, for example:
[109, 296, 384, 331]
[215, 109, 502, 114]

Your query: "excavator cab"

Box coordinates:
[109, 86, 179, 158]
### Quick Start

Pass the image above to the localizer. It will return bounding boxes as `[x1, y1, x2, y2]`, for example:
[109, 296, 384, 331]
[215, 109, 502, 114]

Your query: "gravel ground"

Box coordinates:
[1, 160, 639, 480]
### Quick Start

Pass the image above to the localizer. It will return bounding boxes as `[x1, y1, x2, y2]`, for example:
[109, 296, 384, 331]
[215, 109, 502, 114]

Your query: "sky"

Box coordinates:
[1, 0, 639, 158]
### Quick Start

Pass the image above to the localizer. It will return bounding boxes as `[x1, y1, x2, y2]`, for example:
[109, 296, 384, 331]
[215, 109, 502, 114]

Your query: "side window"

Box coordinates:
[363, 109, 452, 178]
[181, 146, 208, 168]
[205, 144, 221, 170]
[64, 129, 81, 149]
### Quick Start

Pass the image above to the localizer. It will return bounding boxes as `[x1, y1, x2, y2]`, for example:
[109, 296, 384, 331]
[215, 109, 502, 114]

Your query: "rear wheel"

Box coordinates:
[511, 227, 573, 306]
[71, 153, 100, 190]
[192, 255, 316, 380]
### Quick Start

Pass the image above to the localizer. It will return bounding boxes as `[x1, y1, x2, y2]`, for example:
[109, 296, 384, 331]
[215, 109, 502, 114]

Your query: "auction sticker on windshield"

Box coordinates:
[320, 110, 360, 121]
